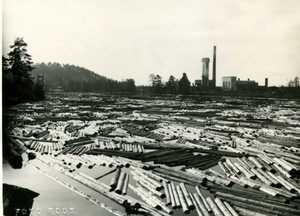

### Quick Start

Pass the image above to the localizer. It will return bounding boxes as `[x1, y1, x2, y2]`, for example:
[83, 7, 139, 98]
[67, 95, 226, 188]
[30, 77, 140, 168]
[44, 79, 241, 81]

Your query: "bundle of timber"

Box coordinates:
[60, 142, 94, 156]
[85, 149, 142, 160]
[141, 149, 221, 169]
[132, 169, 165, 198]
[217, 155, 300, 200]
[26, 140, 63, 155]
[10, 137, 63, 155]
[129, 175, 219, 216]
[61, 136, 145, 156]
[95, 140, 144, 153]
[216, 192, 300, 216]
[152, 166, 207, 185]
[64, 137, 93, 146]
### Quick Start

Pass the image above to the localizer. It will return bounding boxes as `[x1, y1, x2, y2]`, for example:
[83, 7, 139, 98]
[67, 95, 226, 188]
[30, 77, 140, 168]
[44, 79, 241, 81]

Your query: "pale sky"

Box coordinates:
[3, 0, 300, 86]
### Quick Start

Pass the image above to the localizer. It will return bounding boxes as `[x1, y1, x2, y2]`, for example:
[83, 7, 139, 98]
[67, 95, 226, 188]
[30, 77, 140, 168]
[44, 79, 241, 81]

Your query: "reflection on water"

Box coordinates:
[3, 161, 124, 216]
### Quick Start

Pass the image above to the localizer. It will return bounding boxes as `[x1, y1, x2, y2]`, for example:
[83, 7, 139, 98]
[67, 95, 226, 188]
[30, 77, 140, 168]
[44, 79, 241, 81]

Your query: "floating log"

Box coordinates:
[168, 183, 176, 209]
[65, 136, 91, 145]
[257, 169, 279, 186]
[274, 158, 297, 173]
[216, 192, 300, 215]
[223, 161, 238, 176]
[189, 193, 203, 216]
[229, 176, 247, 187]
[10, 135, 58, 143]
[145, 171, 168, 183]
[163, 181, 171, 205]
[171, 182, 180, 208]
[176, 185, 189, 214]
[214, 197, 233, 216]
[132, 169, 163, 190]
[248, 157, 263, 169]
[265, 171, 280, 186]
[207, 182, 289, 204]
[195, 186, 212, 212]
[251, 168, 272, 186]
[206, 197, 223, 216]
[115, 172, 127, 194]
[194, 160, 220, 170]
[259, 186, 278, 197]
[223, 201, 239, 216]
[65, 140, 95, 147]
[179, 183, 194, 210]
[274, 175, 299, 193]
[193, 193, 210, 216]
[234, 206, 267, 216]
[160, 152, 194, 163]
[110, 167, 121, 191]
[133, 185, 173, 214]
[142, 149, 186, 161]
[153, 167, 206, 185]
[208, 169, 226, 178]
[239, 177, 259, 189]
[224, 199, 295, 216]
[258, 154, 273, 165]
[273, 163, 292, 178]
[241, 157, 255, 169]
[129, 185, 159, 209]
[154, 172, 192, 185]
[218, 161, 230, 176]
[225, 159, 241, 174]
[135, 176, 165, 198]
[122, 174, 129, 195]
[234, 162, 256, 179]
[31, 141, 39, 150]
[255, 158, 275, 172]
[96, 168, 117, 180]
[132, 172, 159, 191]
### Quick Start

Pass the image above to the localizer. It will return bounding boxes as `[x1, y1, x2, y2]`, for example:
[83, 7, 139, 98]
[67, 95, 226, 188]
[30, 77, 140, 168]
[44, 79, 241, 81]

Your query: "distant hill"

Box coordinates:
[30, 63, 136, 93]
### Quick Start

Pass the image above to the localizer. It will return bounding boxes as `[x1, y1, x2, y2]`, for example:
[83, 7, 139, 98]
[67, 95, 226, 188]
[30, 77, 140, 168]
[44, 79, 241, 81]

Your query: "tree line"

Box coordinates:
[31, 63, 136, 93]
[288, 77, 299, 88]
[149, 73, 192, 95]
[3, 38, 45, 106]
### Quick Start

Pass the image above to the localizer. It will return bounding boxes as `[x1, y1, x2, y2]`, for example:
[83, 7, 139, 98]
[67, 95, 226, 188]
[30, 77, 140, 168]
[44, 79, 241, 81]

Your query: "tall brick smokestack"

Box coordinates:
[212, 45, 216, 88]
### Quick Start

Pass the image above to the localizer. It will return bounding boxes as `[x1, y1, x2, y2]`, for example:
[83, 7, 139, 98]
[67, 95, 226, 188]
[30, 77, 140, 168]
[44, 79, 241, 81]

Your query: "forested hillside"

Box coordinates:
[31, 63, 136, 93]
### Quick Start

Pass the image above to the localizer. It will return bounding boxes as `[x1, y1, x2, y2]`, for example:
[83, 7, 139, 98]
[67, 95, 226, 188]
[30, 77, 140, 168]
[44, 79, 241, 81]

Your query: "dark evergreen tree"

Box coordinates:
[33, 82, 45, 100]
[178, 73, 191, 95]
[149, 73, 164, 94]
[124, 79, 136, 93]
[165, 75, 178, 94]
[3, 38, 45, 104]
[2, 56, 13, 103]
[11, 38, 33, 99]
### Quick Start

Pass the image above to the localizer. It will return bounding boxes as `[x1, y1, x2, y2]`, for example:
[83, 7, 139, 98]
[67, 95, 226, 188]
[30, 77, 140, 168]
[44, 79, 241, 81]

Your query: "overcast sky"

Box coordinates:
[3, 0, 300, 86]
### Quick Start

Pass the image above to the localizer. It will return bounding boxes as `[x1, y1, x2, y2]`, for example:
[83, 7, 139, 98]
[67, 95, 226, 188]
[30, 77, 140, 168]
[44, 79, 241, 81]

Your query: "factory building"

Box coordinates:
[222, 76, 237, 91]
[222, 77, 258, 91]
[236, 78, 258, 90]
